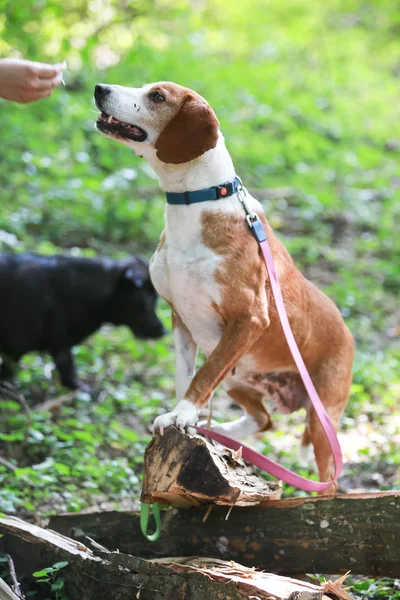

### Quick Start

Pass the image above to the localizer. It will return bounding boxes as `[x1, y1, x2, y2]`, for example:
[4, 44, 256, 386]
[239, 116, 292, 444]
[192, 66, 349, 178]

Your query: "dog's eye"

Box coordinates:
[148, 90, 165, 103]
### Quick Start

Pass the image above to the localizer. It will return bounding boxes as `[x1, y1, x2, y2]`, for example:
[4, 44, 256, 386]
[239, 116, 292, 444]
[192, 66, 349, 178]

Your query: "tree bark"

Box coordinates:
[50, 491, 400, 576]
[0, 515, 354, 600]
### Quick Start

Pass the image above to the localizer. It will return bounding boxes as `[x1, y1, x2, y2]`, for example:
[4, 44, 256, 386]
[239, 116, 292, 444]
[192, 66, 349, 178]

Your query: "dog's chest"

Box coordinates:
[150, 211, 223, 355]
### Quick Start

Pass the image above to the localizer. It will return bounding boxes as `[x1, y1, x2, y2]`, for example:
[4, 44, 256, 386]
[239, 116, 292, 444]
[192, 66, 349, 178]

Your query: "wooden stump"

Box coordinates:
[141, 426, 281, 507]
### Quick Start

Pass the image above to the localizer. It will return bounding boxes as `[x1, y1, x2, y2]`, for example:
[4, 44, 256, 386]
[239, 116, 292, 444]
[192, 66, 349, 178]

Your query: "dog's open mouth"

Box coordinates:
[96, 112, 147, 142]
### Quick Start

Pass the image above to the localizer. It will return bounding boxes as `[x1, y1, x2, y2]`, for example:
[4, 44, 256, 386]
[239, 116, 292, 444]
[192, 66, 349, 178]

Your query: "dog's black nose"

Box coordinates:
[94, 84, 111, 99]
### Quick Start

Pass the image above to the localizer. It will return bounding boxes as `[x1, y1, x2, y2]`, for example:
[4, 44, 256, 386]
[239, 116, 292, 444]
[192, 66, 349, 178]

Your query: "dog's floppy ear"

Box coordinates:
[155, 94, 219, 164]
[124, 267, 146, 288]
[120, 259, 149, 288]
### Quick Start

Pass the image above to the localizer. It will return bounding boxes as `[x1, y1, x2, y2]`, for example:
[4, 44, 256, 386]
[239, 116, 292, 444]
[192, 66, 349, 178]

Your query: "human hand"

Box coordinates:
[0, 58, 63, 104]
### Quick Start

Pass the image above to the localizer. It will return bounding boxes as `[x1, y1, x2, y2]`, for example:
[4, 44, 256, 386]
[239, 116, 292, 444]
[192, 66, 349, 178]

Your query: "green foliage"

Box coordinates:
[310, 575, 400, 599]
[0, 330, 171, 512]
[349, 577, 400, 599]
[0, 1, 399, 597]
[33, 561, 69, 600]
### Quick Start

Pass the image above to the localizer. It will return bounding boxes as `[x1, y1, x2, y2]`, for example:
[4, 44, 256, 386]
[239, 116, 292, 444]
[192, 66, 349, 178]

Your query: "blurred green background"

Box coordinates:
[0, 2, 399, 592]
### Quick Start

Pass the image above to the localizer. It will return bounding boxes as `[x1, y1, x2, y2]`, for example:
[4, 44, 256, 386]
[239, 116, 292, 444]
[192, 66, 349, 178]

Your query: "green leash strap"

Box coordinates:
[140, 502, 162, 542]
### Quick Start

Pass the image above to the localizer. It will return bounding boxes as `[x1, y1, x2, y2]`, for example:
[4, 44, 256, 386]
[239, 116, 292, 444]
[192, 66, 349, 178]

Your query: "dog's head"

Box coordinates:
[94, 82, 219, 164]
[110, 257, 166, 340]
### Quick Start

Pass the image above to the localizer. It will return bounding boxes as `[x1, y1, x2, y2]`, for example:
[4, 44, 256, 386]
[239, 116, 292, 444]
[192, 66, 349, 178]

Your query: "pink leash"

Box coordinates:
[195, 190, 343, 493]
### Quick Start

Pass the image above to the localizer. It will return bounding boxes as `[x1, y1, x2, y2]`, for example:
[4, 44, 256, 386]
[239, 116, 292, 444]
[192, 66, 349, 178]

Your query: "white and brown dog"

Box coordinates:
[94, 81, 354, 491]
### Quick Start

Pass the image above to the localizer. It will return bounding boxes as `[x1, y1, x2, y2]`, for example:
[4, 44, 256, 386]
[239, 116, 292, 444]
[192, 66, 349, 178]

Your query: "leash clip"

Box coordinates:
[247, 213, 267, 243]
[237, 179, 258, 223]
[246, 212, 260, 227]
[237, 178, 265, 241]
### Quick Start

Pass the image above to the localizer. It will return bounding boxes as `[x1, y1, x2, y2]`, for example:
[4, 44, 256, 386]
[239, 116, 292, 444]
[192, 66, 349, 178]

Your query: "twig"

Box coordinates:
[202, 505, 213, 523]
[225, 505, 234, 521]
[0, 454, 34, 486]
[33, 390, 77, 413]
[0, 455, 35, 487]
[7, 554, 25, 599]
[0, 456, 17, 471]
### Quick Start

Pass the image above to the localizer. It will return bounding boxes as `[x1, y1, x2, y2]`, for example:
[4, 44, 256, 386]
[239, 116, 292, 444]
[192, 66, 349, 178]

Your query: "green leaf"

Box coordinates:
[52, 561, 69, 570]
[51, 579, 65, 590]
[32, 568, 53, 577]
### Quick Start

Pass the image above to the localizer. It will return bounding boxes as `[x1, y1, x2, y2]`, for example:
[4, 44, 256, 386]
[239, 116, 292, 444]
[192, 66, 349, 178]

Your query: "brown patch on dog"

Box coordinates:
[200, 208, 353, 378]
[226, 384, 273, 431]
[155, 90, 219, 164]
[198, 208, 354, 488]
[244, 371, 309, 414]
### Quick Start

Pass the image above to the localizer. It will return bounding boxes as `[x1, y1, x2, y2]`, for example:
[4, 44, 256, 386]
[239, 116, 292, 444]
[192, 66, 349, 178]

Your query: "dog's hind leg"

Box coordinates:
[208, 383, 273, 440]
[307, 383, 351, 495]
[298, 425, 315, 467]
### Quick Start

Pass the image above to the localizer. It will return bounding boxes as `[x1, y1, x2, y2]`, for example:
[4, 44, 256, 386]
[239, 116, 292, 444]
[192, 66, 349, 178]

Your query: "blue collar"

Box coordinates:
[165, 176, 241, 205]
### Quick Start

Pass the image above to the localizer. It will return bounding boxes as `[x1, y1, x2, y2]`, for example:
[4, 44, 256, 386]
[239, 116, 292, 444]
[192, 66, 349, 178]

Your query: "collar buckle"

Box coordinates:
[215, 181, 234, 199]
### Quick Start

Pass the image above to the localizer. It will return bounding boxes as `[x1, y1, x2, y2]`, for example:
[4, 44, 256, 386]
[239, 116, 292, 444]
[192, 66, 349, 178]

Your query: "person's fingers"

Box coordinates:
[33, 62, 62, 80]
[31, 72, 63, 91]
[19, 88, 54, 104]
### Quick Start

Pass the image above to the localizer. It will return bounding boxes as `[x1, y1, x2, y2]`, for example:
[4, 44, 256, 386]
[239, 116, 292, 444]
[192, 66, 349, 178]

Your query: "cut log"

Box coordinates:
[50, 491, 400, 576]
[0, 515, 354, 600]
[141, 427, 281, 507]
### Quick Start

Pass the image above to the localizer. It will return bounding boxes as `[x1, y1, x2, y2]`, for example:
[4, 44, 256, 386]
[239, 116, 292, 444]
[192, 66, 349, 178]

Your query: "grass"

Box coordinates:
[0, 0, 399, 597]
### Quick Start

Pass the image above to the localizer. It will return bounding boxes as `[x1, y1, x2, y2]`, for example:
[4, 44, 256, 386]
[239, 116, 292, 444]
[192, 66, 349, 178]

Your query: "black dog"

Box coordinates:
[0, 253, 165, 392]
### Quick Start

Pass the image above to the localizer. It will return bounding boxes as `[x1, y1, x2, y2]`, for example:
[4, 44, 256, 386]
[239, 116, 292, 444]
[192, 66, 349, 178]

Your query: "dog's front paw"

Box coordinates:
[153, 399, 199, 436]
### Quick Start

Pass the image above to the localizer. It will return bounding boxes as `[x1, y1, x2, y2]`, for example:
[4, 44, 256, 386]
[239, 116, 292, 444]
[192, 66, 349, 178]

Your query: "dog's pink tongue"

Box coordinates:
[124, 123, 143, 135]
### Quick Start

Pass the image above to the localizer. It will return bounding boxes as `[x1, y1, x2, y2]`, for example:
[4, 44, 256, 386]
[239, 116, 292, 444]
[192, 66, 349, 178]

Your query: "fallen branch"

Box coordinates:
[50, 490, 400, 576]
[0, 515, 354, 600]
